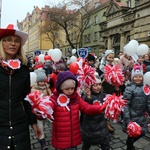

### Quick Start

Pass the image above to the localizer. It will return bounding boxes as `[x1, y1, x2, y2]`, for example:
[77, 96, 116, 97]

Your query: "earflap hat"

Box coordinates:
[0, 24, 28, 46]
[131, 65, 143, 79]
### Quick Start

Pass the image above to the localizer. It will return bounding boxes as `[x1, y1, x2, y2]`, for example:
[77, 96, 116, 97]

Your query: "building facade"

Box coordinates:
[17, 0, 150, 57]
[17, 6, 53, 57]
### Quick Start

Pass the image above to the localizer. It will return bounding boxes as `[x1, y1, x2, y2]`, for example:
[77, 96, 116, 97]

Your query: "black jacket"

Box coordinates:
[0, 65, 37, 150]
[81, 92, 110, 145]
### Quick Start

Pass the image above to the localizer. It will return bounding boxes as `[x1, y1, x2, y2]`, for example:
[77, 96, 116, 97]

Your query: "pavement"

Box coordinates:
[30, 121, 150, 150]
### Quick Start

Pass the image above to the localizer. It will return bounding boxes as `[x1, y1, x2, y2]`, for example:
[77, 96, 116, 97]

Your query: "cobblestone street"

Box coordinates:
[30, 121, 150, 150]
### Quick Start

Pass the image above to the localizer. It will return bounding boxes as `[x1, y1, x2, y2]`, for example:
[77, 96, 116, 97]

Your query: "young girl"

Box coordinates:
[49, 71, 103, 150]
[99, 50, 115, 72]
[81, 73, 111, 150]
[99, 50, 117, 133]
[122, 66, 150, 150]
[31, 70, 51, 150]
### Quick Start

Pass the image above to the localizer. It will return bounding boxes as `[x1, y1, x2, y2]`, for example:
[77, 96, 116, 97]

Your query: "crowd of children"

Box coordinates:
[26, 49, 150, 150]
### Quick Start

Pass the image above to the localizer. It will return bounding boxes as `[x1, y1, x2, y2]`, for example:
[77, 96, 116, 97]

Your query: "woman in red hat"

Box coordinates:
[0, 24, 41, 150]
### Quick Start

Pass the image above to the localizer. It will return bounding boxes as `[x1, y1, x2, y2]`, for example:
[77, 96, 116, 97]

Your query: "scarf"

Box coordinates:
[0, 57, 21, 75]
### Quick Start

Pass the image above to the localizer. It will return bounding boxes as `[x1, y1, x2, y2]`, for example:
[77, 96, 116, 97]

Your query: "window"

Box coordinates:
[94, 15, 98, 24]
[94, 32, 98, 41]
[86, 19, 91, 27]
[87, 34, 91, 42]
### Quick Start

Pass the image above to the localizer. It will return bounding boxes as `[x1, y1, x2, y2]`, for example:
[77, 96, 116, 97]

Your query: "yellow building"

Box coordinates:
[17, 6, 53, 57]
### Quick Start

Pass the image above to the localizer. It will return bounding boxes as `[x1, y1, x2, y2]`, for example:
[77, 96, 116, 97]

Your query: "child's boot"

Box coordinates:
[39, 138, 48, 150]
[126, 140, 135, 150]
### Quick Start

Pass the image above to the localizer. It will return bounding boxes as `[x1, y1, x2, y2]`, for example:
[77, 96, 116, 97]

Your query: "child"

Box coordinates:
[49, 62, 66, 92]
[122, 66, 150, 150]
[49, 71, 103, 150]
[99, 49, 115, 73]
[99, 50, 116, 133]
[87, 53, 96, 67]
[31, 70, 51, 150]
[81, 73, 111, 150]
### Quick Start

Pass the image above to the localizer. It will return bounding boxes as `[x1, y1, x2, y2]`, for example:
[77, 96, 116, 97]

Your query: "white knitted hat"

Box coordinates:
[105, 50, 114, 57]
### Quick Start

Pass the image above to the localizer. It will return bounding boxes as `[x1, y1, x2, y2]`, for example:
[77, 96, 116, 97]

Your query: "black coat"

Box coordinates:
[0, 65, 37, 150]
[81, 92, 110, 145]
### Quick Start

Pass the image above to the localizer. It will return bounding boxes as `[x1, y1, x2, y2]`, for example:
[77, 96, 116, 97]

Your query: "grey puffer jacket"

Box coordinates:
[122, 82, 150, 135]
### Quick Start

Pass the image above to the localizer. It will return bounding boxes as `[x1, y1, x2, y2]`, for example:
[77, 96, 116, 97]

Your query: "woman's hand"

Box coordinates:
[32, 124, 42, 139]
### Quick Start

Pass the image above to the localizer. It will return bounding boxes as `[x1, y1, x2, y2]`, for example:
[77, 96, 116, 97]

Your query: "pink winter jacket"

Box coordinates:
[50, 90, 102, 149]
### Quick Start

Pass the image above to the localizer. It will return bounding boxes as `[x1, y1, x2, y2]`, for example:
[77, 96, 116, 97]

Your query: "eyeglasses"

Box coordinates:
[3, 37, 21, 45]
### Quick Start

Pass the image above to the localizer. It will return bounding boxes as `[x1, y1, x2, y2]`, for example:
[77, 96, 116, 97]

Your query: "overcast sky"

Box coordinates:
[1, 0, 60, 28]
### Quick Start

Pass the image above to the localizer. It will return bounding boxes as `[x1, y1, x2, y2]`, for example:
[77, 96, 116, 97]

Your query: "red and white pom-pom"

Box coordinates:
[104, 64, 124, 86]
[100, 94, 127, 122]
[127, 122, 142, 138]
[76, 59, 96, 88]
[25, 91, 54, 121]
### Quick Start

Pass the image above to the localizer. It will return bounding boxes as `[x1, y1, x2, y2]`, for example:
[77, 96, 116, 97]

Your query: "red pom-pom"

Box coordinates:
[127, 122, 142, 137]
[25, 91, 54, 121]
[76, 58, 96, 88]
[104, 64, 124, 86]
[100, 94, 127, 122]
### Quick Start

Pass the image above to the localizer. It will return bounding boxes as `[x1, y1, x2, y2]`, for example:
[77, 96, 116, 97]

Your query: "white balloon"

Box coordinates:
[30, 72, 37, 86]
[124, 43, 137, 56]
[70, 56, 77, 62]
[72, 49, 76, 55]
[38, 54, 45, 63]
[48, 49, 53, 56]
[129, 40, 139, 48]
[136, 44, 149, 56]
[51, 48, 62, 62]
[143, 72, 150, 86]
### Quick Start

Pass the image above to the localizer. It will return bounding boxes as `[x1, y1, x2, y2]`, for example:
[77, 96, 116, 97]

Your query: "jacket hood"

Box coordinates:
[56, 71, 78, 93]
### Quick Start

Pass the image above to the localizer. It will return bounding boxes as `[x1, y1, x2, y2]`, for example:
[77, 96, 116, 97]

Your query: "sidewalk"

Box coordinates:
[30, 121, 150, 150]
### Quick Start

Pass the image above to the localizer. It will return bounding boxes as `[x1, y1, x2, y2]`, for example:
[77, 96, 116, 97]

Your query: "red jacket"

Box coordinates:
[50, 90, 102, 149]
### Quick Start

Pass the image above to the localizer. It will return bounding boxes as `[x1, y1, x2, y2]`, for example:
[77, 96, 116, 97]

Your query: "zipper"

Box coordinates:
[20, 101, 25, 111]
[70, 106, 73, 148]
[9, 75, 12, 127]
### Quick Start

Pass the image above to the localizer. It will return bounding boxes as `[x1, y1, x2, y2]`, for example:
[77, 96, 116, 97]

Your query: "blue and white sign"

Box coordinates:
[34, 50, 41, 56]
[77, 48, 88, 59]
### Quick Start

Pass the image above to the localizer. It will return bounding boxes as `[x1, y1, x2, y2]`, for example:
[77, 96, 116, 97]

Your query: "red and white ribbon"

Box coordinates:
[93, 100, 102, 106]
[2, 59, 21, 69]
[57, 94, 70, 111]
[143, 84, 150, 95]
